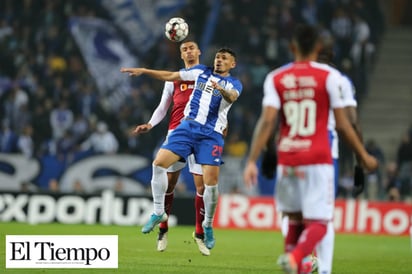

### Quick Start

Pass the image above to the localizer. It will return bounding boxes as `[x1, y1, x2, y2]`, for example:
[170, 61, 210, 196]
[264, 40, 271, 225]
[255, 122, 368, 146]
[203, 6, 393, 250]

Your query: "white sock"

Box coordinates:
[151, 165, 168, 215]
[202, 185, 218, 227]
[281, 215, 289, 238]
[316, 221, 335, 274]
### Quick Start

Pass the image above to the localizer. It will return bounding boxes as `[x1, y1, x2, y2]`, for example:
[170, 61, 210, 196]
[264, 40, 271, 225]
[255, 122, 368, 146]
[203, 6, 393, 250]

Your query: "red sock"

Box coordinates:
[159, 192, 174, 230]
[285, 221, 304, 252]
[195, 193, 205, 235]
[291, 221, 327, 265]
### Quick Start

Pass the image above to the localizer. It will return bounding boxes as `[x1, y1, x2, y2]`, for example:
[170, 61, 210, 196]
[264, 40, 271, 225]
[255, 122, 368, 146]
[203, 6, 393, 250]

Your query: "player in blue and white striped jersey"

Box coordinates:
[314, 44, 364, 274]
[121, 48, 242, 251]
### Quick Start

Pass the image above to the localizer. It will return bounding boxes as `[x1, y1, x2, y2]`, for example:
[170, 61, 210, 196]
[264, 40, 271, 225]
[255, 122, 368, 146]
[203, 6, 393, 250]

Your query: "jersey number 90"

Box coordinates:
[284, 99, 316, 137]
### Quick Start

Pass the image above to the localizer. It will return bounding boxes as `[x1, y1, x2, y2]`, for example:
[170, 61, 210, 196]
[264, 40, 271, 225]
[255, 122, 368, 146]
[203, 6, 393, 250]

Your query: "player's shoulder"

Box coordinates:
[340, 73, 357, 97]
[183, 63, 207, 71]
[309, 61, 340, 75]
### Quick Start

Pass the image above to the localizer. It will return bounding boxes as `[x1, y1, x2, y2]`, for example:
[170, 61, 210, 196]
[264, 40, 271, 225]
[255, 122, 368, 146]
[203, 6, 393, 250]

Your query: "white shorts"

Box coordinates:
[275, 164, 334, 221]
[165, 130, 203, 175]
[167, 154, 202, 174]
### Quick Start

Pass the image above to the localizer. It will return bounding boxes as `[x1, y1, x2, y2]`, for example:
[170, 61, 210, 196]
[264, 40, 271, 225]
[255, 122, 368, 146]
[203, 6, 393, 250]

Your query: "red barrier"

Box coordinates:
[214, 195, 412, 236]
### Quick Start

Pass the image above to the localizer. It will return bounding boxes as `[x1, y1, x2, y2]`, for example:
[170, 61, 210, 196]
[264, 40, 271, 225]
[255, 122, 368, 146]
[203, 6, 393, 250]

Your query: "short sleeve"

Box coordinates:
[340, 75, 357, 107]
[326, 69, 345, 109]
[262, 71, 280, 109]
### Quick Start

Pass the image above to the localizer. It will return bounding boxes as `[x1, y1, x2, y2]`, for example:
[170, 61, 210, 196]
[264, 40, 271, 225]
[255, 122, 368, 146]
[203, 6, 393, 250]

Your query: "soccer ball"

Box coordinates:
[165, 17, 189, 42]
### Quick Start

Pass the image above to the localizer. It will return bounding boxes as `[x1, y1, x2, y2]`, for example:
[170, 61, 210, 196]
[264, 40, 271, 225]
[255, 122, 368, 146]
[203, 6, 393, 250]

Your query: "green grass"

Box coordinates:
[1, 222, 411, 273]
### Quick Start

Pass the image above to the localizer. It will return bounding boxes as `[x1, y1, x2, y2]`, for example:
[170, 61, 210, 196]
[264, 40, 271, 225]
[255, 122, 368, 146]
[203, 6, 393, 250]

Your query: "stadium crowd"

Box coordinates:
[1, 0, 409, 201]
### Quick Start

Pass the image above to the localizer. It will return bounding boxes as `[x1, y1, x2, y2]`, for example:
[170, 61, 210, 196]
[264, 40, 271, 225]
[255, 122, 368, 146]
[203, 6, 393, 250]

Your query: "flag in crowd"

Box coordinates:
[69, 17, 137, 111]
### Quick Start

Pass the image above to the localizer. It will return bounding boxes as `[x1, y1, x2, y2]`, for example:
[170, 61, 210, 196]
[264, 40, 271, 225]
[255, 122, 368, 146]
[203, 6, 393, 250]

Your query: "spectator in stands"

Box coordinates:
[76, 82, 98, 119]
[351, 13, 374, 101]
[73, 179, 85, 194]
[0, 119, 18, 153]
[81, 121, 118, 154]
[330, 6, 352, 66]
[48, 178, 60, 193]
[397, 132, 412, 169]
[50, 100, 74, 140]
[396, 132, 412, 199]
[56, 130, 77, 162]
[17, 124, 34, 158]
[2, 84, 29, 133]
[71, 113, 89, 145]
[384, 162, 401, 201]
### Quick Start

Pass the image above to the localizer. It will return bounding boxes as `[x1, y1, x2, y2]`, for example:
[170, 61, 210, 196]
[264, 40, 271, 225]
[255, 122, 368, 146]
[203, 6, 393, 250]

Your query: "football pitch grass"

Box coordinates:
[1, 222, 411, 273]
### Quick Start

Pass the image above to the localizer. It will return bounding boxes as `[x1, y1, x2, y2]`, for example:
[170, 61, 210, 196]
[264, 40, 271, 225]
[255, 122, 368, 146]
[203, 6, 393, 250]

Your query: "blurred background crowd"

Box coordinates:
[0, 0, 411, 201]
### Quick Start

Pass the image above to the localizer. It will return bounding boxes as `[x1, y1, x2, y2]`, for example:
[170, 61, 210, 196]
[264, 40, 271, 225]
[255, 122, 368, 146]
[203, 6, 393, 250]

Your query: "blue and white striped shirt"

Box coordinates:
[179, 66, 242, 134]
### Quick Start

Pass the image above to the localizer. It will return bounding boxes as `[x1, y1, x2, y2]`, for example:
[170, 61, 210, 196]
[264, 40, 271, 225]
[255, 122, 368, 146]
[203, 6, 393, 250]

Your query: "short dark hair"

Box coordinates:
[180, 39, 199, 47]
[217, 47, 236, 59]
[292, 24, 319, 57]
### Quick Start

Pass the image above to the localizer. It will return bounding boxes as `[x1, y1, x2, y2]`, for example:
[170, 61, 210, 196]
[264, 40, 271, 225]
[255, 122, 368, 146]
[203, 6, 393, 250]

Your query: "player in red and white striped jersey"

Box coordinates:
[244, 25, 377, 274]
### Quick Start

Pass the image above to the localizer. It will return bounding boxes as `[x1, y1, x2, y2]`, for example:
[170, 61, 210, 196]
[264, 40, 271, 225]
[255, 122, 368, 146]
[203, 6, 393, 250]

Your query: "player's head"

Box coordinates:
[317, 38, 335, 65]
[214, 47, 236, 75]
[180, 40, 201, 68]
[291, 24, 321, 60]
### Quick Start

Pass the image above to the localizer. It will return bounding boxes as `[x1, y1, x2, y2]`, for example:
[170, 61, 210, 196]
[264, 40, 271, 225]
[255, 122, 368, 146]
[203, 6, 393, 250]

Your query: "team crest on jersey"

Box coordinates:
[281, 74, 297, 89]
[213, 89, 220, 96]
[218, 79, 226, 87]
[180, 83, 188, 91]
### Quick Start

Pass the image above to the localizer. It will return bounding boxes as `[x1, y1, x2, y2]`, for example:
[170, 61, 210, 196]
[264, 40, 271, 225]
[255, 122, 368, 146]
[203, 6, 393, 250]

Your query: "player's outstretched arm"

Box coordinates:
[120, 67, 181, 81]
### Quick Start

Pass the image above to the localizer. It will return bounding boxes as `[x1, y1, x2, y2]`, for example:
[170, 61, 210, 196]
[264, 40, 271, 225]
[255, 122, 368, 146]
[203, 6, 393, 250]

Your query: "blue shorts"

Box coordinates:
[161, 120, 224, 166]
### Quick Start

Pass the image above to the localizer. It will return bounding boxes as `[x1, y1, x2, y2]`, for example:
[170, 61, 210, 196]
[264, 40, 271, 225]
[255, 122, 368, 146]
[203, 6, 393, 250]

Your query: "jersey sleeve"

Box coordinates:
[179, 66, 205, 81]
[340, 75, 357, 107]
[326, 69, 345, 109]
[228, 78, 243, 95]
[262, 71, 280, 109]
[147, 81, 174, 127]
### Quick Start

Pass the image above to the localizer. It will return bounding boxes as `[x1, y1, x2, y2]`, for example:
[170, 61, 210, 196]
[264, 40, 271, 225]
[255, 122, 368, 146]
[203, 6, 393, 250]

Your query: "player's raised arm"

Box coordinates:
[211, 80, 239, 103]
[120, 67, 181, 82]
